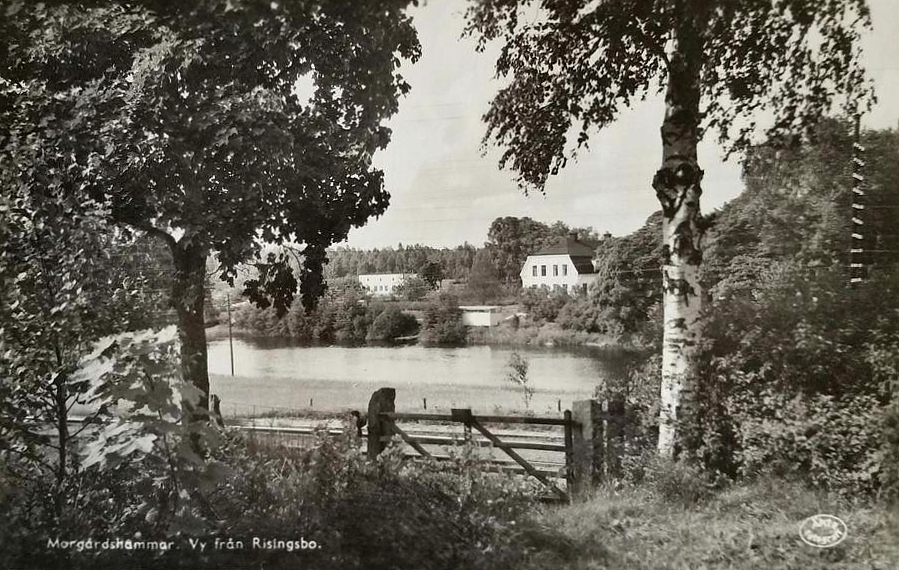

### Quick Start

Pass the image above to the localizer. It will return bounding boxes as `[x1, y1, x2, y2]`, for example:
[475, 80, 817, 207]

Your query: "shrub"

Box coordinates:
[420, 293, 467, 345]
[505, 352, 533, 409]
[366, 306, 418, 341]
[393, 275, 430, 301]
[642, 454, 730, 506]
[2, 414, 542, 570]
[683, 265, 899, 497]
[519, 288, 568, 324]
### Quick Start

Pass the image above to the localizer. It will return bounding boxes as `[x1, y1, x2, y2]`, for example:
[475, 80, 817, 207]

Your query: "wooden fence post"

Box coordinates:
[603, 399, 625, 480]
[570, 400, 602, 498]
[367, 387, 396, 459]
[452, 408, 473, 442]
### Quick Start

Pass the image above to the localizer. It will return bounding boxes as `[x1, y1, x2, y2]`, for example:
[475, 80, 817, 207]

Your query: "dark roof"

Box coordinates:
[533, 235, 599, 257]
[569, 256, 596, 275]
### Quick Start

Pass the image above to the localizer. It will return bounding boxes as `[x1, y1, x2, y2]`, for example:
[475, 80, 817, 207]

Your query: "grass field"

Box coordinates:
[208, 372, 587, 418]
[512, 478, 898, 569]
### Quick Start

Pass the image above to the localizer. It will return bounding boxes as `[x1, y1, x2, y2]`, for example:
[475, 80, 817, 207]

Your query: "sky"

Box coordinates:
[343, 0, 899, 250]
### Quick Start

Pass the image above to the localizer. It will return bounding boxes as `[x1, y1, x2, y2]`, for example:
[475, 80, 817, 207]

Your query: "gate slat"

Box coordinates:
[387, 419, 433, 458]
[467, 416, 568, 502]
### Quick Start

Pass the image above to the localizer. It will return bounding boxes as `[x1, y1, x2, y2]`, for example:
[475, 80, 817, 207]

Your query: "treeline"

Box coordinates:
[322, 220, 603, 286]
[324, 244, 478, 281]
[524, 119, 899, 339]
[231, 278, 419, 342]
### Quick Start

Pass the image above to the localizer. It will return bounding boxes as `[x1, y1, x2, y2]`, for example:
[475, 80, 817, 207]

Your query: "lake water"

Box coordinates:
[207, 337, 632, 416]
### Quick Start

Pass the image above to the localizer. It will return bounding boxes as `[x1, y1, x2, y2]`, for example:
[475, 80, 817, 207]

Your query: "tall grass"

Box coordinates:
[509, 477, 897, 569]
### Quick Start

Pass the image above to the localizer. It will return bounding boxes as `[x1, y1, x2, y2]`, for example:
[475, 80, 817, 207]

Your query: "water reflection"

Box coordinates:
[207, 334, 643, 414]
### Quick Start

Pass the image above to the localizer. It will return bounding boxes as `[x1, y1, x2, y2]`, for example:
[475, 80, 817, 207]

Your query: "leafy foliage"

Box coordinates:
[464, 0, 873, 191]
[326, 244, 477, 281]
[79, 328, 231, 531]
[394, 275, 431, 301]
[679, 265, 899, 496]
[2, 420, 542, 569]
[0, 181, 176, 515]
[421, 294, 468, 346]
[0, 328, 231, 568]
[466, 248, 503, 304]
[366, 307, 419, 341]
[519, 288, 569, 325]
[1, 0, 422, 403]
[505, 352, 534, 409]
[418, 260, 446, 289]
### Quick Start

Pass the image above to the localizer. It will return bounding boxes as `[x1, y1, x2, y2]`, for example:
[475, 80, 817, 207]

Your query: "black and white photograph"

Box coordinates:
[1, 0, 898, 568]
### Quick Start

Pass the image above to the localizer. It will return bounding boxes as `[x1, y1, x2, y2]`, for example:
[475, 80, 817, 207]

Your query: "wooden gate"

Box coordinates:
[367, 388, 579, 502]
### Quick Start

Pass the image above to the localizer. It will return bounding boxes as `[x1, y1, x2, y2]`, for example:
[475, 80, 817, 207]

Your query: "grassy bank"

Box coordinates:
[513, 478, 897, 569]
[207, 317, 626, 349]
[467, 322, 620, 347]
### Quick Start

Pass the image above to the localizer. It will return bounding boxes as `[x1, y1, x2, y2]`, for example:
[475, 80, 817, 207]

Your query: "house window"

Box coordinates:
[532, 265, 537, 277]
[553, 265, 558, 277]
[562, 264, 567, 276]
[541, 265, 546, 277]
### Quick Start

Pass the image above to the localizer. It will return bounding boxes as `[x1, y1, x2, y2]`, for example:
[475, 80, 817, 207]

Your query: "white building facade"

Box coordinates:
[519, 234, 599, 294]
[458, 305, 503, 327]
[358, 273, 417, 296]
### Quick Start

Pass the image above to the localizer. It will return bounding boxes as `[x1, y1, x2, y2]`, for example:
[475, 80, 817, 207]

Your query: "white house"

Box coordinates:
[519, 233, 600, 294]
[358, 273, 417, 296]
[458, 305, 503, 327]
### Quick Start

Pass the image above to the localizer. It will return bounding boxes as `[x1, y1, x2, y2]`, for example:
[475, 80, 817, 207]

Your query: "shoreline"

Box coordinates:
[206, 322, 639, 350]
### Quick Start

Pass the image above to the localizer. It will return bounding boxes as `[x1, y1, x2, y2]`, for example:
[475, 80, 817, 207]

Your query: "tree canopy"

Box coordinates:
[465, 0, 874, 456]
[2, 0, 420, 309]
[465, 0, 873, 191]
[1, 0, 421, 408]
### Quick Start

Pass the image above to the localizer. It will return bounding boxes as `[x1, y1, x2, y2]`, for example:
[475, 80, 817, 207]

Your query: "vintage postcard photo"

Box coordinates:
[1, 1, 897, 568]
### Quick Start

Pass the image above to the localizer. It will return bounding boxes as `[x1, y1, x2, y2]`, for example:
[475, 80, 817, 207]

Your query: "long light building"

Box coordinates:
[358, 273, 418, 296]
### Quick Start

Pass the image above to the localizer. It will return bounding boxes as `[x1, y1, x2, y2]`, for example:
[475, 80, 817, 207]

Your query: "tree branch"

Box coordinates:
[68, 407, 106, 440]
[113, 212, 177, 251]
[632, 20, 670, 70]
[138, 224, 177, 251]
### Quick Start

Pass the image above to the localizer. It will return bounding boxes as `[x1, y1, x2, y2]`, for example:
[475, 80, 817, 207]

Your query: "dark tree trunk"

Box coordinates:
[54, 375, 68, 518]
[171, 244, 210, 419]
[653, 25, 705, 457]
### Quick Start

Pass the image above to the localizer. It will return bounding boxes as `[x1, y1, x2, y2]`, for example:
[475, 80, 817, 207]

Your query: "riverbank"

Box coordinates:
[206, 321, 630, 350]
[466, 322, 620, 347]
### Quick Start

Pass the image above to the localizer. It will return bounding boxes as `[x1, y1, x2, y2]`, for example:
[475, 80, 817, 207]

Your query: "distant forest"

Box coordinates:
[323, 219, 604, 284]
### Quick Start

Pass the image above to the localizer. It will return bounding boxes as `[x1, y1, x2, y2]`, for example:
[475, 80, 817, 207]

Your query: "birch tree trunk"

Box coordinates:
[653, 32, 704, 458]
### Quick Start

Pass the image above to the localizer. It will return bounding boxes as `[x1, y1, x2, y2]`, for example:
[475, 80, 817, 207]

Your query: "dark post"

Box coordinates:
[367, 387, 396, 459]
[452, 408, 473, 442]
[571, 400, 603, 497]
[603, 400, 625, 480]
[563, 409, 574, 496]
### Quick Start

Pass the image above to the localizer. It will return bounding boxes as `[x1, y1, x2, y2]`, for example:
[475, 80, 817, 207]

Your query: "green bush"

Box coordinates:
[519, 288, 568, 324]
[420, 293, 467, 345]
[366, 306, 419, 340]
[2, 430, 541, 570]
[682, 265, 899, 497]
